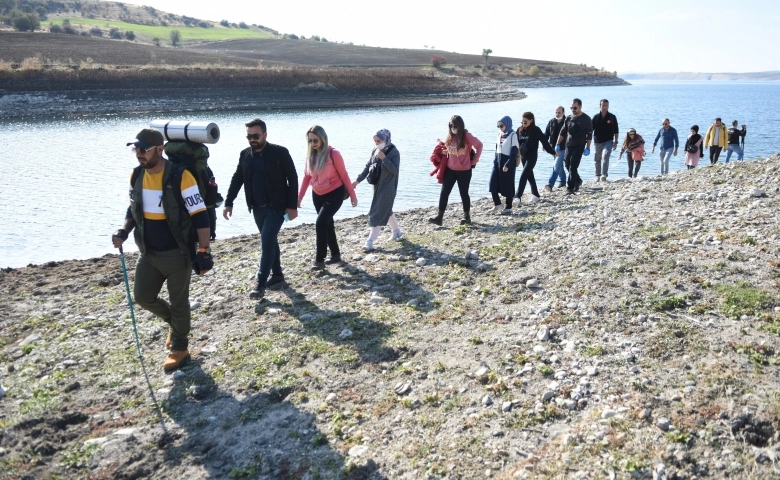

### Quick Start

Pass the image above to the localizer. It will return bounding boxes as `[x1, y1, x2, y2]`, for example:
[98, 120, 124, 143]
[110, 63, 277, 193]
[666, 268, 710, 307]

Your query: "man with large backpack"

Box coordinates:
[223, 118, 299, 299]
[111, 129, 213, 371]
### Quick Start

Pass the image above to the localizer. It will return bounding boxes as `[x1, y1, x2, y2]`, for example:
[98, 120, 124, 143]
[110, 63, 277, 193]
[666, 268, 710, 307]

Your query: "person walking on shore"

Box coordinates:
[591, 99, 619, 182]
[352, 129, 401, 251]
[704, 118, 727, 165]
[684, 125, 703, 170]
[488, 116, 518, 214]
[513, 112, 556, 206]
[651, 119, 678, 175]
[617, 128, 645, 178]
[428, 115, 483, 225]
[223, 118, 299, 299]
[544, 107, 567, 192]
[725, 120, 747, 163]
[298, 125, 357, 270]
[557, 98, 592, 194]
[112, 129, 213, 371]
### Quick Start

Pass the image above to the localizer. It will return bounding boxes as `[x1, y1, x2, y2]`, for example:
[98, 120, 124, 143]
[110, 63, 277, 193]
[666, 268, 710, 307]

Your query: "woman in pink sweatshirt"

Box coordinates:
[298, 125, 358, 270]
[428, 115, 483, 225]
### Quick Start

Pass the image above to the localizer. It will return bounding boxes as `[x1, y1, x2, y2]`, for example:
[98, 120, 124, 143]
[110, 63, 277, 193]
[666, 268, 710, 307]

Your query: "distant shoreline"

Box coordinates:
[0, 75, 627, 121]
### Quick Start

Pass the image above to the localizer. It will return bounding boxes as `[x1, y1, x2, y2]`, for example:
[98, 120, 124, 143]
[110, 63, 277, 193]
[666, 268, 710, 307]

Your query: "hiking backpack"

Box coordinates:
[163, 141, 223, 240]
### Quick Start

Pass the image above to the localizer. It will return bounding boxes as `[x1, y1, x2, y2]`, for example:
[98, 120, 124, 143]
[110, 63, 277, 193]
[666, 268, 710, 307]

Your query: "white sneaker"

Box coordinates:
[530, 195, 541, 203]
[512, 197, 521, 207]
[362, 239, 374, 251]
[391, 230, 404, 241]
[600, 175, 607, 182]
[489, 204, 502, 213]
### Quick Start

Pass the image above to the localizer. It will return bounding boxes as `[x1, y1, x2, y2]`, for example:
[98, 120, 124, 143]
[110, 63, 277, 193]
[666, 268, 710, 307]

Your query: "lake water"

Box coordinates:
[2, 80, 779, 268]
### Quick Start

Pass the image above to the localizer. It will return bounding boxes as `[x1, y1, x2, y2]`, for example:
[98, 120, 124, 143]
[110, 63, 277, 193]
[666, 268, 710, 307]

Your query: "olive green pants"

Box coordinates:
[133, 249, 191, 351]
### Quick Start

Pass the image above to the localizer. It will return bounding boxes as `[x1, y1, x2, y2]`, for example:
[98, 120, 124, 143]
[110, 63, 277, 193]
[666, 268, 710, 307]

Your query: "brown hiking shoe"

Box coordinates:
[165, 329, 172, 350]
[163, 350, 190, 371]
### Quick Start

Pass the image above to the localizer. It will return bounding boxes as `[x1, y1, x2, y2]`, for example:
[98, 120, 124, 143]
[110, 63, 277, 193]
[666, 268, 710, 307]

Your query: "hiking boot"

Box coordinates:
[391, 230, 404, 241]
[459, 211, 472, 225]
[311, 260, 325, 271]
[266, 274, 285, 289]
[249, 279, 265, 299]
[428, 210, 444, 226]
[544, 185, 552, 193]
[163, 349, 190, 371]
[165, 329, 172, 350]
[326, 255, 342, 264]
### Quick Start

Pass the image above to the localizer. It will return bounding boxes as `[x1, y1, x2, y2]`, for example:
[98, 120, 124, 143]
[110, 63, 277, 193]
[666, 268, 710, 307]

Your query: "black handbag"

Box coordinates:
[685, 143, 698, 153]
[367, 161, 381, 185]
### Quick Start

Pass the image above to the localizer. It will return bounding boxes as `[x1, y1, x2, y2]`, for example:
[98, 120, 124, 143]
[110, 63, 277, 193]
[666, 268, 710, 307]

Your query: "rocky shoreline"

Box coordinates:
[0, 75, 627, 121]
[2, 155, 779, 479]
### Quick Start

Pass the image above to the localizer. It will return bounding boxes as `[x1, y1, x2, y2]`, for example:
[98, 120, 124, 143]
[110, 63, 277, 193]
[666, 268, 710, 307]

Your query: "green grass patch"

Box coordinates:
[727, 342, 778, 369]
[758, 318, 780, 336]
[578, 344, 607, 356]
[538, 365, 554, 376]
[59, 17, 272, 43]
[717, 282, 773, 318]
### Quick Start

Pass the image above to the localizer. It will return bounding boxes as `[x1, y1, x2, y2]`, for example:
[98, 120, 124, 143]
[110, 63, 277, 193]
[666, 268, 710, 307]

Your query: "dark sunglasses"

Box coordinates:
[497, 124, 505, 129]
[246, 133, 262, 140]
[448, 123, 454, 127]
[570, 107, 579, 110]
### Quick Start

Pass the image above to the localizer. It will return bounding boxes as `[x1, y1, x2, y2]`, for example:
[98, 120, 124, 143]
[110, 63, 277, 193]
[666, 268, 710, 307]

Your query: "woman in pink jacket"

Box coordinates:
[298, 125, 357, 270]
[428, 115, 483, 225]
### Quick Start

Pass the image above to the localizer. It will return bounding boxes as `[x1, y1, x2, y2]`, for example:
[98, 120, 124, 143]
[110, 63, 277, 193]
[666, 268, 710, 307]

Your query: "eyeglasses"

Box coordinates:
[521, 120, 530, 125]
[131, 145, 156, 154]
[570, 107, 579, 111]
[246, 133, 262, 140]
[662, 123, 670, 126]
[497, 124, 505, 129]
[448, 123, 454, 127]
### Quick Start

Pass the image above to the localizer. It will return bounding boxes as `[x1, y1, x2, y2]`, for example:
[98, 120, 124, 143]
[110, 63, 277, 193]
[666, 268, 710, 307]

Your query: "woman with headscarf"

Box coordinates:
[488, 116, 518, 214]
[352, 129, 402, 251]
[684, 125, 703, 169]
[298, 125, 357, 270]
[428, 115, 483, 225]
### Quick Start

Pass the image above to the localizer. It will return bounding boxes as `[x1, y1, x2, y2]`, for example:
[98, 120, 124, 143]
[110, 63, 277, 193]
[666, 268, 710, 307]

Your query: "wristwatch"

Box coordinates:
[198, 247, 211, 254]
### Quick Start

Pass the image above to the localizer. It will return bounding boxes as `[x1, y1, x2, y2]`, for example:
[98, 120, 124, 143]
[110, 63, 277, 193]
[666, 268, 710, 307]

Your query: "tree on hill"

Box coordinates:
[482, 48, 492, 65]
[170, 29, 181, 46]
[13, 12, 41, 32]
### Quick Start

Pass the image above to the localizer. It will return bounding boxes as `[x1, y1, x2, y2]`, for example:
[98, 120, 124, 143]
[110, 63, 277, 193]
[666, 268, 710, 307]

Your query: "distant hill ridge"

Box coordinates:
[622, 71, 780, 81]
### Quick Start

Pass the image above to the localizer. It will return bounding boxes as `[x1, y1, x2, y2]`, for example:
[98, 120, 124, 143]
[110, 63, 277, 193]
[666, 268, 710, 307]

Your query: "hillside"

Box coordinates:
[1, 156, 779, 479]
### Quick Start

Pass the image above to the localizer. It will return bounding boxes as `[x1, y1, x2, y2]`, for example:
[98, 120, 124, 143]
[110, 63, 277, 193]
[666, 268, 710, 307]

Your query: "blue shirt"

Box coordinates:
[654, 127, 679, 150]
[250, 150, 270, 207]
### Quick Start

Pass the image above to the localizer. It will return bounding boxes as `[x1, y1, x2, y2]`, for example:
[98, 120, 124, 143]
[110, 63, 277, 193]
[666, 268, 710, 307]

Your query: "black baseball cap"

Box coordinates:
[126, 128, 164, 149]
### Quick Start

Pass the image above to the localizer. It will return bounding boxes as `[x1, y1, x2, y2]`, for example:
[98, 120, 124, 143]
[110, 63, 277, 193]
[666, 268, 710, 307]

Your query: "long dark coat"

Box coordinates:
[356, 144, 400, 227]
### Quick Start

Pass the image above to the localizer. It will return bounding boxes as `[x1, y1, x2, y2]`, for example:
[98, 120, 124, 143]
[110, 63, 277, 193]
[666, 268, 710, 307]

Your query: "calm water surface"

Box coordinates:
[2, 81, 779, 267]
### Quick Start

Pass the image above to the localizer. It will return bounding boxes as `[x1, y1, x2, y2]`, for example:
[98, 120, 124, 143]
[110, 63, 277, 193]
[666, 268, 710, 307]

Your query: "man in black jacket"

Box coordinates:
[223, 118, 299, 299]
[725, 120, 747, 163]
[591, 99, 619, 181]
[544, 106, 567, 192]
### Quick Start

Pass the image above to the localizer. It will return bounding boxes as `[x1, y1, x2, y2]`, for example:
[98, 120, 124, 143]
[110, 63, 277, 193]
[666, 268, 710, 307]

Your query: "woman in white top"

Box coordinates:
[488, 116, 518, 214]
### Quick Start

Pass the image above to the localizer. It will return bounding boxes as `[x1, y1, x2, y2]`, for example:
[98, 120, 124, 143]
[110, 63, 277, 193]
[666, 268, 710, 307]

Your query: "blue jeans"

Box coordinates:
[252, 205, 286, 286]
[593, 140, 613, 177]
[725, 144, 743, 163]
[547, 149, 566, 187]
[659, 147, 674, 175]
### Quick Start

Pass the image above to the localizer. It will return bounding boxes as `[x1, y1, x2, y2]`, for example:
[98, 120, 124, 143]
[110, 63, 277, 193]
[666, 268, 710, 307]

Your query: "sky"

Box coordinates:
[119, 0, 780, 74]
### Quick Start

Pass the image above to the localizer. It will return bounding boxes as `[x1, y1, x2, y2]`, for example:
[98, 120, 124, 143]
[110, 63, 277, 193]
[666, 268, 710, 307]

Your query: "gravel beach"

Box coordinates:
[1, 155, 779, 479]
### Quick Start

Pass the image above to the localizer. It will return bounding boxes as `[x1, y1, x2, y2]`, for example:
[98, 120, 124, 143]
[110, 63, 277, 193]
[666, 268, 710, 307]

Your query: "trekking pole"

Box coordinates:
[118, 246, 143, 359]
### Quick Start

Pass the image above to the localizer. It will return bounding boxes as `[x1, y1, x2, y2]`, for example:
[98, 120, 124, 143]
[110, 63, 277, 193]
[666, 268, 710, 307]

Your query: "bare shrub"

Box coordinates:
[89, 27, 103, 37]
[0, 60, 12, 72]
[431, 54, 446, 68]
[19, 56, 43, 71]
[528, 65, 540, 77]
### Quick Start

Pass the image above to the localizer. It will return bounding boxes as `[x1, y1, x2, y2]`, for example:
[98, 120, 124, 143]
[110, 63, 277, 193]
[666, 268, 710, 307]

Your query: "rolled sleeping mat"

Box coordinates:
[149, 119, 220, 144]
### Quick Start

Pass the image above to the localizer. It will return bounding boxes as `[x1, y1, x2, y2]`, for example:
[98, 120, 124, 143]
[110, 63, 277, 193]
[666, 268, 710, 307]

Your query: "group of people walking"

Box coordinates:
[111, 106, 748, 371]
